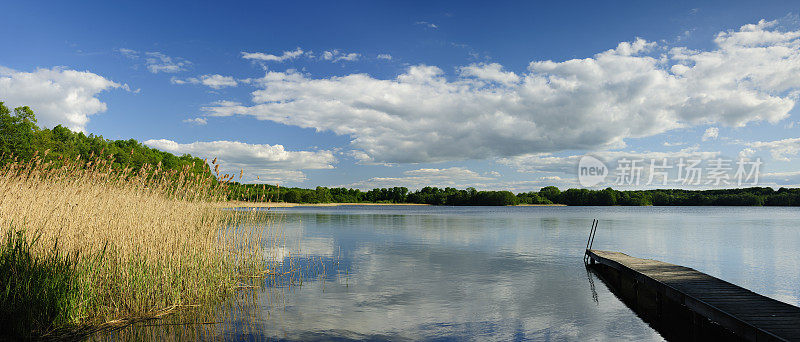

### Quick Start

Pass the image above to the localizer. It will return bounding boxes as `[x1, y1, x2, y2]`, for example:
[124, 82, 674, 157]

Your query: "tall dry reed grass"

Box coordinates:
[0, 151, 279, 338]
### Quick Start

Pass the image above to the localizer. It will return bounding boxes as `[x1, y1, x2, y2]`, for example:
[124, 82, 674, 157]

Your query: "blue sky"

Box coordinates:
[2, 1, 800, 190]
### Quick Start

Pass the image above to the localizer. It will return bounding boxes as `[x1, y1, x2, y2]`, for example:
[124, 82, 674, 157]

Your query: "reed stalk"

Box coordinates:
[0, 153, 277, 339]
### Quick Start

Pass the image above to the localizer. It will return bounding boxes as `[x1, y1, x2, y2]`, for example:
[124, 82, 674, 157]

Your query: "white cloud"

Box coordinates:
[172, 74, 237, 89]
[498, 147, 721, 174]
[499, 148, 761, 190]
[341, 167, 577, 191]
[199, 74, 237, 88]
[241, 48, 304, 62]
[211, 100, 241, 107]
[459, 63, 520, 85]
[738, 148, 756, 159]
[343, 167, 497, 190]
[0, 66, 120, 131]
[143, 139, 336, 184]
[322, 50, 360, 62]
[415, 21, 438, 29]
[182, 117, 207, 125]
[170, 77, 188, 85]
[702, 127, 719, 141]
[377, 54, 393, 60]
[117, 48, 139, 59]
[748, 137, 800, 161]
[205, 19, 800, 164]
[761, 170, 800, 186]
[144, 52, 190, 73]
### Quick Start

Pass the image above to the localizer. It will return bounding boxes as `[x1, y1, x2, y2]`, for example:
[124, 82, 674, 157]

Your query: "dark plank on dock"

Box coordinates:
[587, 249, 800, 342]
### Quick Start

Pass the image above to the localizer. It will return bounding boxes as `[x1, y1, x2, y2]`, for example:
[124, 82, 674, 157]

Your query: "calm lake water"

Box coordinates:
[222, 205, 800, 341]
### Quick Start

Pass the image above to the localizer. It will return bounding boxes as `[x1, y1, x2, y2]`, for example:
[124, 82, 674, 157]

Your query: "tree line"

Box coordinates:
[0, 102, 210, 178]
[227, 183, 800, 206]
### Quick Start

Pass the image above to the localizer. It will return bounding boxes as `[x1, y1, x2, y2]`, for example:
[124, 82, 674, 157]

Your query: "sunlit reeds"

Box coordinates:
[0, 151, 279, 338]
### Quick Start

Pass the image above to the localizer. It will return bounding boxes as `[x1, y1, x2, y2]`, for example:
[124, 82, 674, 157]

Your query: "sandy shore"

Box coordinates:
[515, 203, 567, 206]
[219, 201, 566, 208]
[219, 201, 431, 208]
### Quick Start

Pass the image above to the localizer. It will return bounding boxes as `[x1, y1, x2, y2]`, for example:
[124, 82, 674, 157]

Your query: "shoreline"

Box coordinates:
[220, 201, 432, 208]
[220, 201, 566, 208]
[515, 203, 567, 206]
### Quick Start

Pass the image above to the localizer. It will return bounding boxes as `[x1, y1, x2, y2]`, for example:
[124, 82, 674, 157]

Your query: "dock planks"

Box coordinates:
[586, 249, 800, 342]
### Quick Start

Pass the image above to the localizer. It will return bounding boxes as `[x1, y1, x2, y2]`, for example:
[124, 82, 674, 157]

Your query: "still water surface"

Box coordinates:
[224, 205, 800, 341]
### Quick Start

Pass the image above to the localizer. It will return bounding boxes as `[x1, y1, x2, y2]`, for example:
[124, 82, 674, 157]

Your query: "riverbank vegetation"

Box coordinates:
[0, 150, 274, 339]
[0, 103, 274, 339]
[228, 184, 800, 206]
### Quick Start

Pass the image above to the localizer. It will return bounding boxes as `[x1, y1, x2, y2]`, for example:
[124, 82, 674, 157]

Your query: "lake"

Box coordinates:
[221, 206, 800, 340]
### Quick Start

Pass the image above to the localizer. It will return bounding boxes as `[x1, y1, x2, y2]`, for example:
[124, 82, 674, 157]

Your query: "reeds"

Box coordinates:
[0, 152, 277, 339]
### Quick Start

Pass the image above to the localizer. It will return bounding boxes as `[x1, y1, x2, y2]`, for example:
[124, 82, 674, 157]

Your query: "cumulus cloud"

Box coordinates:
[204, 19, 800, 164]
[377, 54, 393, 60]
[144, 52, 191, 73]
[761, 170, 800, 186]
[343, 167, 497, 190]
[241, 48, 304, 62]
[171, 74, 237, 89]
[504, 146, 761, 189]
[497, 147, 755, 189]
[748, 137, 800, 161]
[738, 147, 756, 159]
[459, 63, 520, 85]
[322, 50, 360, 62]
[702, 127, 719, 141]
[498, 147, 722, 174]
[197, 74, 237, 88]
[0, 66, 120, 131]
[341, 167, 577, 191]
[143, 139, 336, 183]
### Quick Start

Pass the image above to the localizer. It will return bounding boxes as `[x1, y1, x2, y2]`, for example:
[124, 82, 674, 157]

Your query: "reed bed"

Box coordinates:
[0, 152, 279, 339]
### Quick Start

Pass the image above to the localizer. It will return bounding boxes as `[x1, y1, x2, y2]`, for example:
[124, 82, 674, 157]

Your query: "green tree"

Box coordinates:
[539, 186, 561, 203]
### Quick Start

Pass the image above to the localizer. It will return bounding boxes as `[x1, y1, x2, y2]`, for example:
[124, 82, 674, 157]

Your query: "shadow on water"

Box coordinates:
[585, 264, 742, 342]
[585, 266, 599, 305]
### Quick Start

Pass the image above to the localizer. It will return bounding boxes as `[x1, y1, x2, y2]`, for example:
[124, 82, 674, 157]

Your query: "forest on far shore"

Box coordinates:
[228, 183, 800, 206]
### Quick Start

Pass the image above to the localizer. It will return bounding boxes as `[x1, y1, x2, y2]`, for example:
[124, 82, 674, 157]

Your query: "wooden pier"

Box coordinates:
[586, 249, 800, 342]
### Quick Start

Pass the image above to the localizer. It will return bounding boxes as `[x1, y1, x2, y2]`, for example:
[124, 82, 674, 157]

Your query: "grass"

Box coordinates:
[0, 152, 278, 339]
[0, 229, 80, 337]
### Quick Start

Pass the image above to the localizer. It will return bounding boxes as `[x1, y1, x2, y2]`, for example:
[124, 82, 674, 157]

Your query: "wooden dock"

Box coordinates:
[586, 249, 800, 342]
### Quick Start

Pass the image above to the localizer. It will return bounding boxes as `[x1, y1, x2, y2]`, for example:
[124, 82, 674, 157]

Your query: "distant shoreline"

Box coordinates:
[221, 201, 431, 208]
[220, 201, 567, 208]
[515, 203, 567, 206]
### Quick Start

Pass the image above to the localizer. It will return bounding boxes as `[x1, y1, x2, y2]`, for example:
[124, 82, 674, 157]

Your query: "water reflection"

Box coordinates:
[224, 206, 668, 341]
[102, 206, 800, 341]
